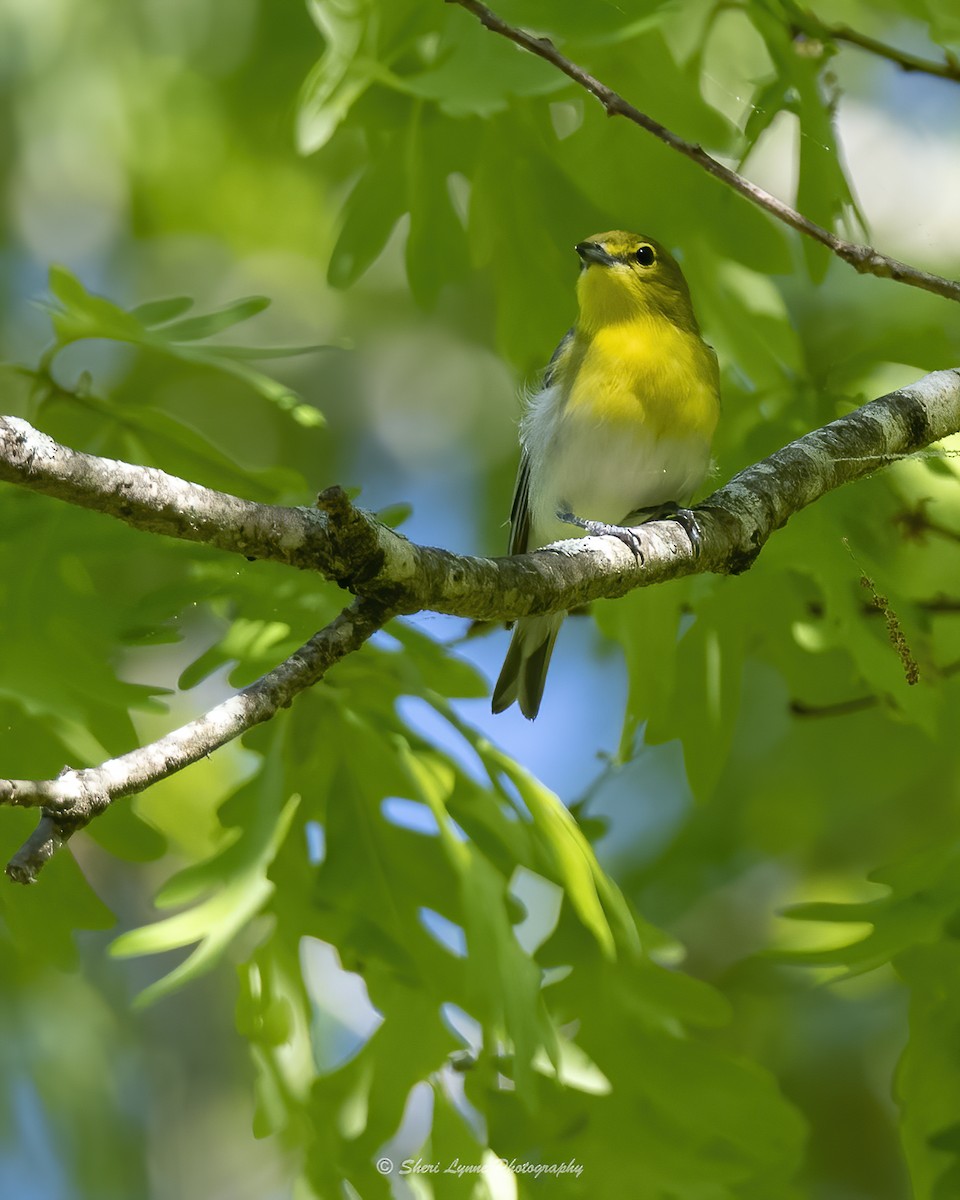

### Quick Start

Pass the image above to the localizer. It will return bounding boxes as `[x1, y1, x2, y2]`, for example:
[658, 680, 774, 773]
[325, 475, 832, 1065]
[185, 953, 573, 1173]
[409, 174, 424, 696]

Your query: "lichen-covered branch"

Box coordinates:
[446, 0, 960, 305]
[3, 371, 960, 621]
[2, 368, 960, 880]
[3, 598, 391, 883]
[0, 414, 334, 567]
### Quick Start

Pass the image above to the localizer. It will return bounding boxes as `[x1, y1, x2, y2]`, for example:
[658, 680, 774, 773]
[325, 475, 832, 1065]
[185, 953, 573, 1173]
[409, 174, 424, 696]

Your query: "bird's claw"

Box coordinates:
[556, 506, 644, 562]
[642, 503, 702, 558]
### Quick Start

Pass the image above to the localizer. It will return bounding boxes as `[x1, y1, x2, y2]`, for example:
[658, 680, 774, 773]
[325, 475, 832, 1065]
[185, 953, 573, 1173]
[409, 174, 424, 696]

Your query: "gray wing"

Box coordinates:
[506, 328, 574, 556]
[508, 448, 531, 555]
[543, 327, 574, 387]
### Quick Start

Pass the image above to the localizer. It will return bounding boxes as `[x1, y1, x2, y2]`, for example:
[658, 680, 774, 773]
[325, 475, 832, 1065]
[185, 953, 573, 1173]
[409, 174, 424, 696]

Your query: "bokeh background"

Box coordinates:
[2, 0, 960, 1196]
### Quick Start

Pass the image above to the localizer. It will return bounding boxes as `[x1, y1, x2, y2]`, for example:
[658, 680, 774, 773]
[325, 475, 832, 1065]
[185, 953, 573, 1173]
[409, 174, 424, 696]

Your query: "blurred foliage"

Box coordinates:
[1, 0, 960, 1198]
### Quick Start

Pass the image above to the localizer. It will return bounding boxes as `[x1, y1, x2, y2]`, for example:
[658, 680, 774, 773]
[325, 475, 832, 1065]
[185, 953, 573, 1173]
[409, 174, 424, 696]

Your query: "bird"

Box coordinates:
[491, 231, 721, 720]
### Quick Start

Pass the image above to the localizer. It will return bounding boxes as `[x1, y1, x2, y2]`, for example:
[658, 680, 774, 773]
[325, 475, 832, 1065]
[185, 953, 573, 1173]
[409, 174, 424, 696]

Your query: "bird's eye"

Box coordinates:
[635, 244, 656, 266]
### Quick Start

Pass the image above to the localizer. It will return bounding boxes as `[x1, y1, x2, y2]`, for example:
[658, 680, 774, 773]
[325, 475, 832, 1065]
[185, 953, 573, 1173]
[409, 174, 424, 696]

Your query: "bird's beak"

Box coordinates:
[575, 241, 616, 267]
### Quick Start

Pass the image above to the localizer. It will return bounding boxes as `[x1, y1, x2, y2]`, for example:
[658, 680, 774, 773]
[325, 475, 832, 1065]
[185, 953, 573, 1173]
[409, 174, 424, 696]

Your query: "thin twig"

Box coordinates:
[446, 0, 960, 305]
[791, 8, 960, 84]
[3, 597, 391, 882]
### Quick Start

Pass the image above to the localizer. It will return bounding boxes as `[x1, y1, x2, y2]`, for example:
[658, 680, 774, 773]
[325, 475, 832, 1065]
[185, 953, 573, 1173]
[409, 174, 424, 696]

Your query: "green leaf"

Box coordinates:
[745, 6, 862, 282]
[130, 296, 195, 326]
[375, 501, 413, 527]
[0, 827, 115, 969]
[497, 0, 671, 40]
[110, 769, 300, 1006]
[741, 77, 791, 164]
[642, 577, 746, 800]
[594, 582, 686, 760]
[39, 268, 330, 425]
[388, 621, 489, 700]
[84, 800, 167, 864]
[192, 341, 332, 359]
[153, 296, 271, 342]
[773, 844, 960, 975]
[896, 941, 960, 1199]
[178, 617, 294, 691]
[328, 135, 408, 289]
[297, 0, 379, 153]
[46, 265, 146, 345]
[399, 740, 558, 1097]
[404, 112, 472, 307]
[484, 747, 635, 960]
[402, 9, 564, 117]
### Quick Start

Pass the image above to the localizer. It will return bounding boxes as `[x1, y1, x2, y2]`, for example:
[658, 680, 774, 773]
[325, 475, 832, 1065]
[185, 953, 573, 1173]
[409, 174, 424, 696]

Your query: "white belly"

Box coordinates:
[522, 387, 711, 547]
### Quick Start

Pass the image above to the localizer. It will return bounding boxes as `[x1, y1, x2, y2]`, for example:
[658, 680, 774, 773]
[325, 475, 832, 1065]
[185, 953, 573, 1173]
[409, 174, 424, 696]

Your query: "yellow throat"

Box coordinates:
[559, 231, 720, 442]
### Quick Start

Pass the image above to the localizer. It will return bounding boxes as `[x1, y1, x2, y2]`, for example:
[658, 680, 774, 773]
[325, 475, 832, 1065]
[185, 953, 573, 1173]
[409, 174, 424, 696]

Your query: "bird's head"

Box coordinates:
[574, 231, 699, 334]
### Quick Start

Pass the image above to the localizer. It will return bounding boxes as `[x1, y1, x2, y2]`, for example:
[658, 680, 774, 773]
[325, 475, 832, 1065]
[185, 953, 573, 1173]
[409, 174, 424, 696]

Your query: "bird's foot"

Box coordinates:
[639, 502, 702, 558]
[556, 506, 644, 561]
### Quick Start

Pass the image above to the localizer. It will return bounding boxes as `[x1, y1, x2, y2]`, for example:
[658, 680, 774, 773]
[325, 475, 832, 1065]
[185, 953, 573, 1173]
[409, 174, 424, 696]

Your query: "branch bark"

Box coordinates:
[2, 366, 960, 879]
[446, 0, 960, 306]
[3, 597, 391, 883]
[4, 370, 960, 617]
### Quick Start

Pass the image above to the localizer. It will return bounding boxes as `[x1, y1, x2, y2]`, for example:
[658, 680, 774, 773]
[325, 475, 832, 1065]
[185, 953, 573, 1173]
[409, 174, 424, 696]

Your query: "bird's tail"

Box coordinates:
[491, 613, 564, 720]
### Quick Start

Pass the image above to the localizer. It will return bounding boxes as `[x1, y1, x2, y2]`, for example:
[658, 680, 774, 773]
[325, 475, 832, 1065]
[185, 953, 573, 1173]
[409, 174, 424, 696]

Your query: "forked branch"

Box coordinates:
[2, 368, 960, 879]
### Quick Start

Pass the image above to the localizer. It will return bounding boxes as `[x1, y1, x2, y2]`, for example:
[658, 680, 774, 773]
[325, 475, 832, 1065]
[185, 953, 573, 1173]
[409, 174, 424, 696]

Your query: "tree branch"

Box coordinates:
[791, 8, 960, 84]
[3, 367, 960, 879]
[4, 371, 960, 620]
[445, 0, 960, 305]
[3, 597, 391, 883]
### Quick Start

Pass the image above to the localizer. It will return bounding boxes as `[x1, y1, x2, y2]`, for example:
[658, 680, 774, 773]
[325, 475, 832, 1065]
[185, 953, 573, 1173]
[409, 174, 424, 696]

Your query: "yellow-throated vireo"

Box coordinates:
[492, 231, 720, 720]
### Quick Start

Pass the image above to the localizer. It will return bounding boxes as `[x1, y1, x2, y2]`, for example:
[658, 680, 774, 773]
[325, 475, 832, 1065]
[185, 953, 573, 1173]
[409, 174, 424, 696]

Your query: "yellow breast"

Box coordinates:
[562, 317, 720, 442]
